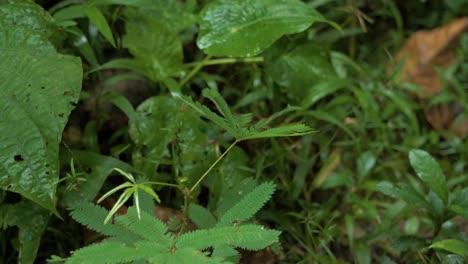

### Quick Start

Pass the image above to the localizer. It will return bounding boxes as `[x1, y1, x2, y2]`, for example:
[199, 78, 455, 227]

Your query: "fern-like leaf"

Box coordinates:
[202, 88, 237, 128]
[66, 240, 166, 264]
[217, 181, 275, 227]
[115, 207, 173, 247]
[176, 225, 281, 251]
[69, 203, 139, 242]
[175, 89, 313, 141]
[174, 92, 239, 137]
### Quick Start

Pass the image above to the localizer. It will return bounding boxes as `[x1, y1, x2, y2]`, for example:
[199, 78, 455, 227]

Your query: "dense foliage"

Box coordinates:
[0, 0, 467, 263]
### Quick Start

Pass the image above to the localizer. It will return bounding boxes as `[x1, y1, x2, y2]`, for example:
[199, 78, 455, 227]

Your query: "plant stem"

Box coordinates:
[183, 57, 264, 68]
[178, 55, 212, 89]
[189, 140, 239, 193]
[143, 181, 180, 188]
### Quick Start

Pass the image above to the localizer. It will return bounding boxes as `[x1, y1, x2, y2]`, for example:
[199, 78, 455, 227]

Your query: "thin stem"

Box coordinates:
[183, 56, 264, 68]
[142, 181, 180, 189]
[189, 140, 239, 193]
[178, 55, 212, 89]
[178, 190, 191, 237]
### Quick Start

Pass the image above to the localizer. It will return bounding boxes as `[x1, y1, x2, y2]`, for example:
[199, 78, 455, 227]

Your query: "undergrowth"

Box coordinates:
[0, 0, 467, 263]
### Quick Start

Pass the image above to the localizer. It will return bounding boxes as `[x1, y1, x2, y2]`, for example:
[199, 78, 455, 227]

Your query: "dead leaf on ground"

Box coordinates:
[388, 17, 468, 138]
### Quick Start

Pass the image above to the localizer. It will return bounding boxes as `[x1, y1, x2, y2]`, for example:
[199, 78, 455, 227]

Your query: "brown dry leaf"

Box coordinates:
[389, 17, 468, 138]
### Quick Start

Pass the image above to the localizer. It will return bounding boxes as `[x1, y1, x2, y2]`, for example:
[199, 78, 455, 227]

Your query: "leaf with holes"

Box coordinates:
[0, 2, 82, 215]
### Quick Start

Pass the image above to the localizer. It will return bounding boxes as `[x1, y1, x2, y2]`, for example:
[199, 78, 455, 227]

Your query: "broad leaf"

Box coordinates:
[430, 239, 468, 257]
[265, 43, 337, 103]
[409, 149, 448, 205]
[197, 0, 327, 57]
[376, 182, 431, 210]
[123, 9, 183, 81]
[0, 2, 82, 213]
[93, 0, 196, 32]
[2, 200, 50, 264]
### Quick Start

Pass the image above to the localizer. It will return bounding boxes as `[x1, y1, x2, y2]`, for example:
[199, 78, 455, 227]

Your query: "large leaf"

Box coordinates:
[197, 0, 327, 57]
[1, 200, 50, 264]
[0, 2, 82, 213]
[430, 239, 468, 257]
[123, 9, 183, 81]
[265, 43, 338, 104]
[409, 149, 448, 205]
[93, 0, 196, 32]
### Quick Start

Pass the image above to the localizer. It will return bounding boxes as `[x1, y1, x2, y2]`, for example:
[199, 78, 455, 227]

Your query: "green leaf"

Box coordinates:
[212, 246, 239, 263]
[240, 124, 315, 140]
[2, 200, 50, 264]
[66, 240, 166, 264]
[217, 181, 275, 227]
[129, 96, 215, 180]
[123, 9, 183, 81]
[90, 58, 148, 74]
[60, 151, 135, 208]
[84, 4, 116, 47]
[430, 239, 468, 257]
[69, 203, 139, 242]
[116, 207, 172, 246]
[176, 224, 281, 251]
[357, 151, 376, 181]
[177, 89, 314, 141]
[52, 5, 86, 22]
[265, 43, 337, 104]
[449, 204, 468, 218]
[376, 182, 431, 210]
[392, 235, 428, 252]
[92, 0, 196, 32]
[175, 92, 239, 138]
[189, 204, 217, 229]
[0, 2, 82, 214]
[197, 0, 327, 57]
[409, 149, 448, 205]
[398, 183, 431, 210]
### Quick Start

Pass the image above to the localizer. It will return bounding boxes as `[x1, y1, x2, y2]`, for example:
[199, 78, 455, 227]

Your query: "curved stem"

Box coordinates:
[189, 140, 239, 193]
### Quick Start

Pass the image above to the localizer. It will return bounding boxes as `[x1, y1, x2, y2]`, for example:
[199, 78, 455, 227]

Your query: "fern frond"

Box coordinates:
[176, 225, 281, 251]
[176, 89, 314, 141]
[250, 106, 299, 131]
[115, 207, 172, 247]
[66, 240, 166, 264]
[202, 89, 237, 127]
[217, 182, 275, 227]
[217, 177, 257, 216]
[234, 113, 253, 127]
[174, 93, 239, 137]
[69, 203, 139, 242]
